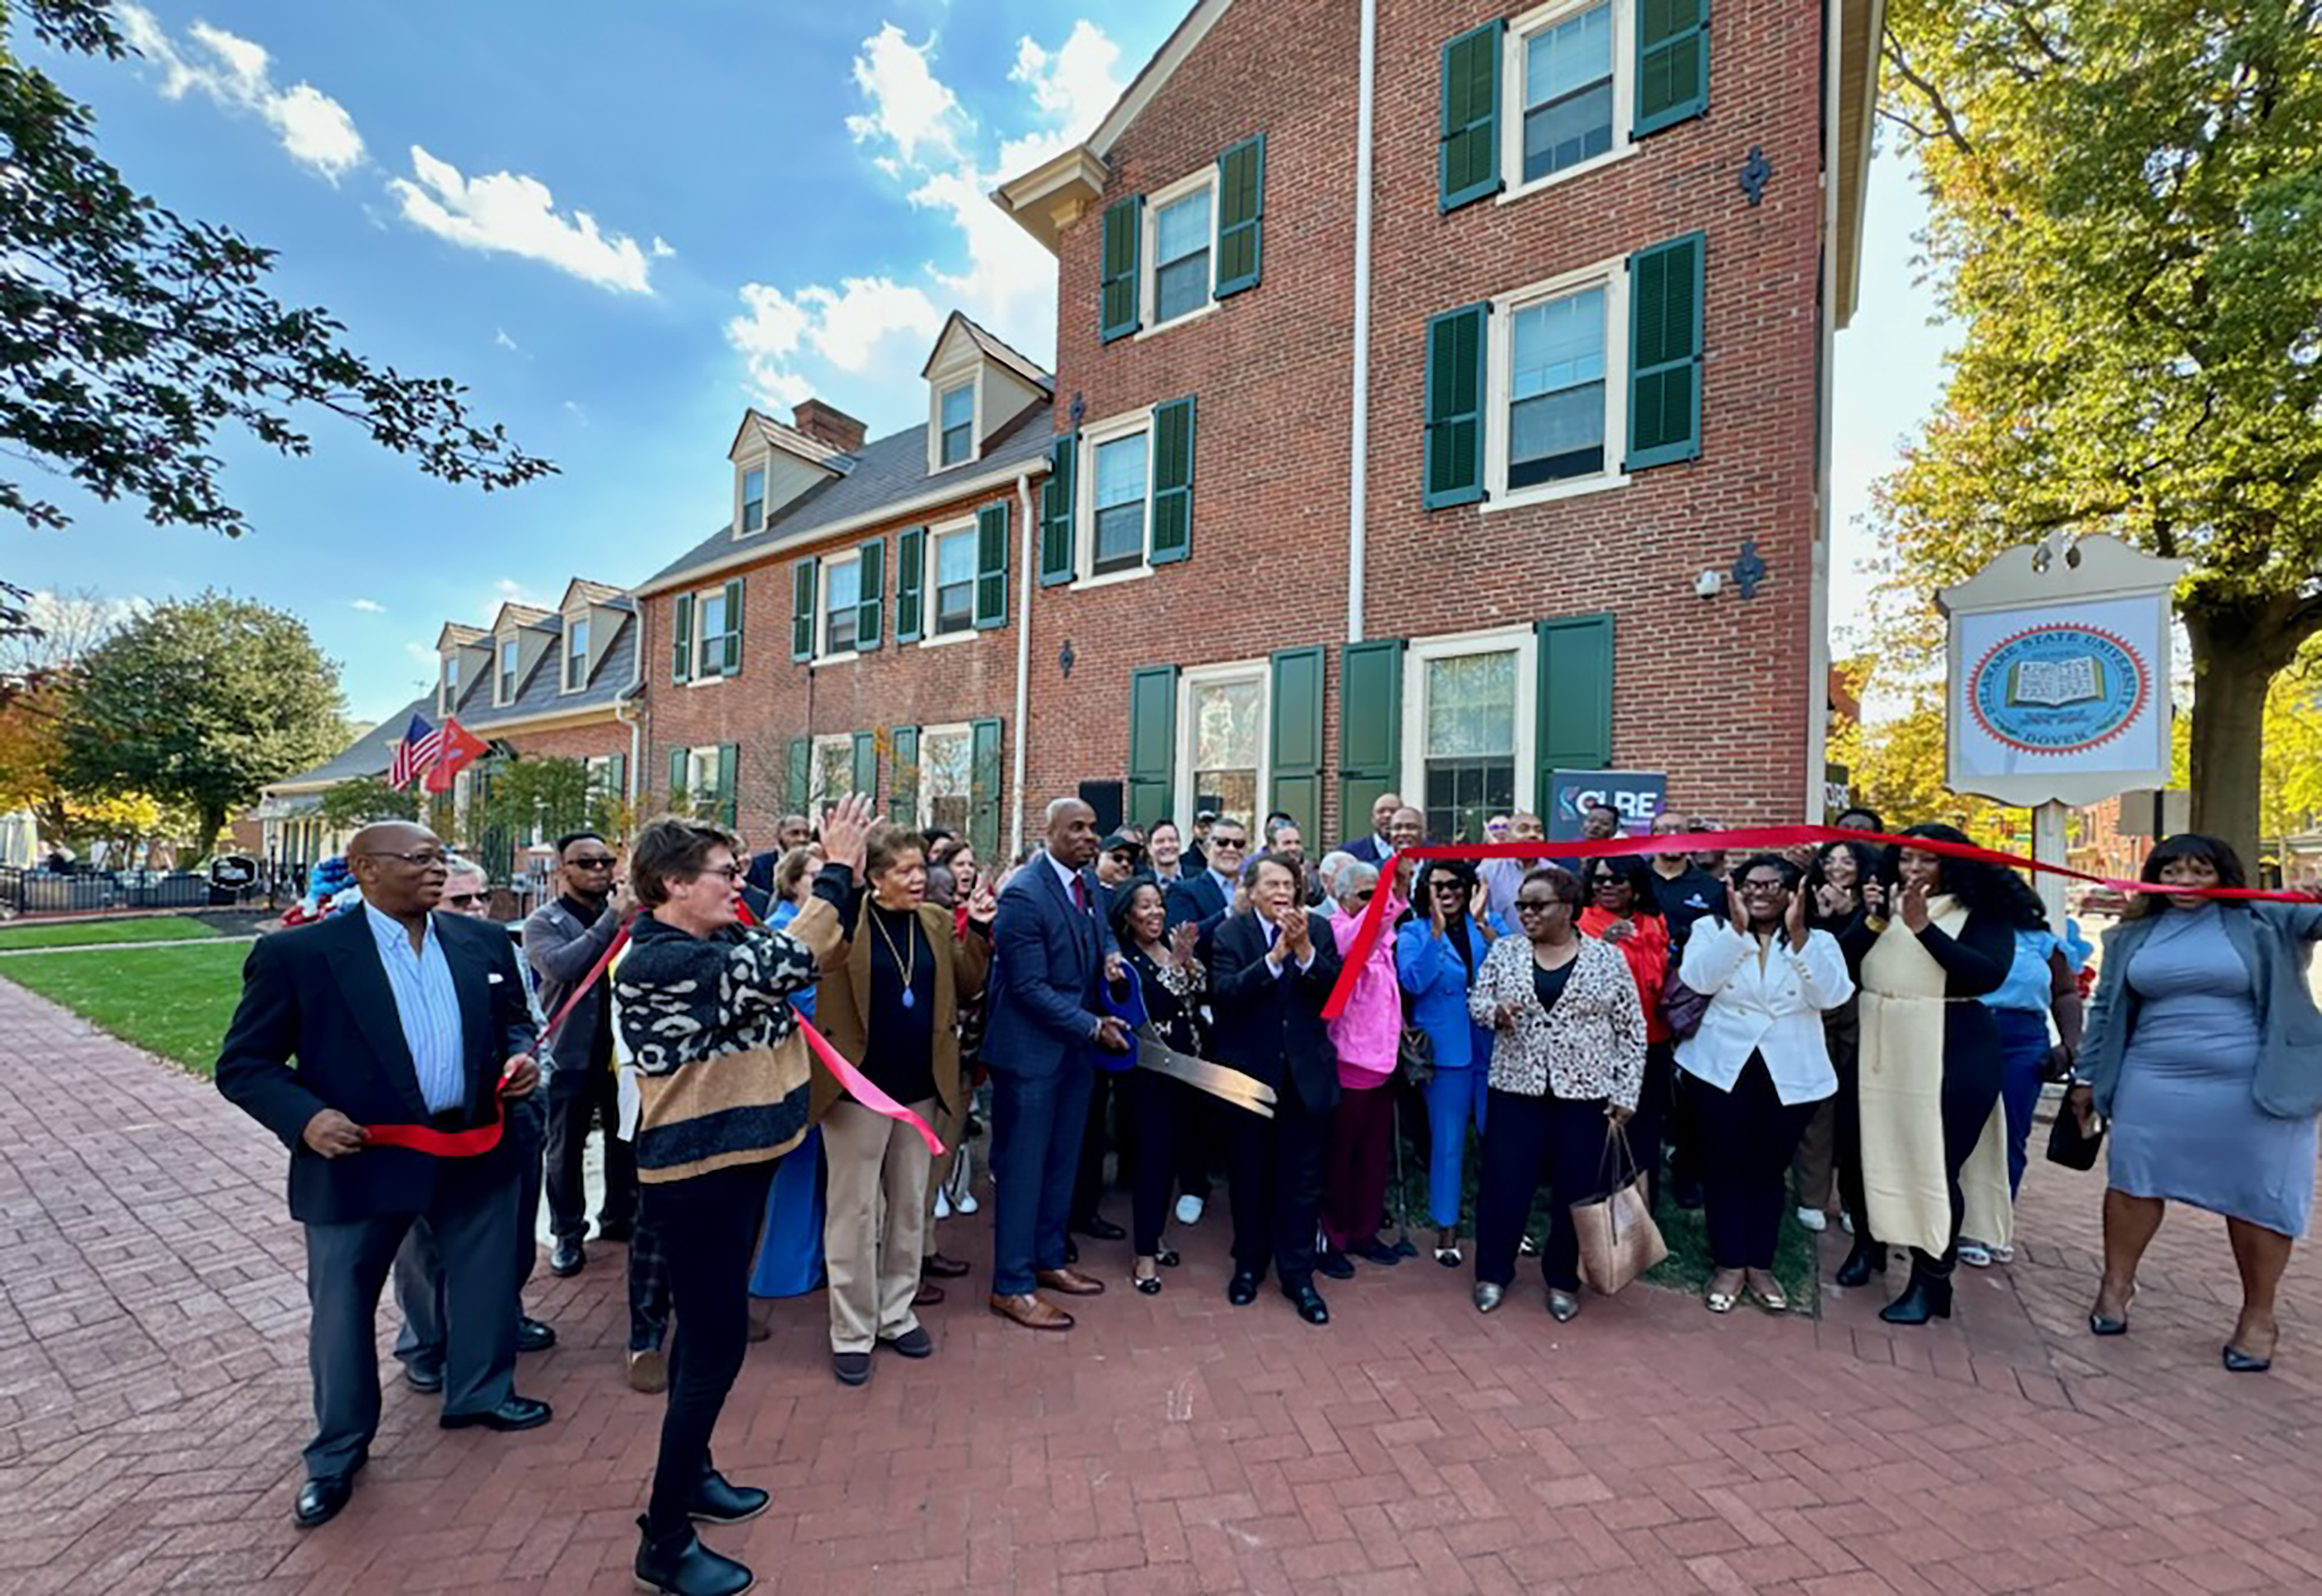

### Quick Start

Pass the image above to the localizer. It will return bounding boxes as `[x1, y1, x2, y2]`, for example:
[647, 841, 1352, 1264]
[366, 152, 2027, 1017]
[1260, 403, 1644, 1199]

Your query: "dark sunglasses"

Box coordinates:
[442, 891, 487, 909]
[567, 855, 617, 869]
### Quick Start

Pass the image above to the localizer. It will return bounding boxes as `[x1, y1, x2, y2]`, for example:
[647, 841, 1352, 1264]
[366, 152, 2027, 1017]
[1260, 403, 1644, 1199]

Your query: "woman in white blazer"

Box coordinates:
[1677, 854, 1855, 1314]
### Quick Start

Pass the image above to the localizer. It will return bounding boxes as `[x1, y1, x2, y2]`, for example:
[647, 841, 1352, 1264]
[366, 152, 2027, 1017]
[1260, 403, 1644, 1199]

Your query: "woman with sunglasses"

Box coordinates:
[1108, 879, 1206, 1293]
[1467, 866, 1645, 1318]
[1320, 861, 1404, 1277]
[1578, 856, 1673, 1203]
[1676, 856, 1853, 1313]
[1397, 859, 1499, 1266]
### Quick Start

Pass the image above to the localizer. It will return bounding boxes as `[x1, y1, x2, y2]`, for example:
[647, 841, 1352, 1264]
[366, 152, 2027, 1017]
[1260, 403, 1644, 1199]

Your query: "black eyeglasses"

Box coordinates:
[1211, 837, 1248, 851]
[1514, 897, 1568, 914]
[697, 864, 745, 882]
[442, 890, 487, 908]
[1739, 878, 1790, 895]
[567, 855, 617, 870]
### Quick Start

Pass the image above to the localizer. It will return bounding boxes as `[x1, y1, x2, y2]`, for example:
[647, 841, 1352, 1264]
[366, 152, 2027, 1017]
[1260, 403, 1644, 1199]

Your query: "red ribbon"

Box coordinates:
[1321, 823, 2319, 1020]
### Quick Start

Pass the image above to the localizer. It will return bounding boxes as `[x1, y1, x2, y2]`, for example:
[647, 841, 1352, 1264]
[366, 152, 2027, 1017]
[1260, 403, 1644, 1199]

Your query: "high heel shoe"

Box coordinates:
[1878, 1273, 1953, 1327]
[1130, 1266, 1162, 1297]
[2087, 1283, 2135, 1337]
[2222, 1342, 2274, 1374]
[1834, 1240, 1887, 1288]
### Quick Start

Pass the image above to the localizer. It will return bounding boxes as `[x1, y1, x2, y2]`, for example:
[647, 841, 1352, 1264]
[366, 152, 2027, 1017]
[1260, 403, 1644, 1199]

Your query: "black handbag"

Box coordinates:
[1397, 1024, 1435, 1086]
[2044, 1095, 2104, 1172]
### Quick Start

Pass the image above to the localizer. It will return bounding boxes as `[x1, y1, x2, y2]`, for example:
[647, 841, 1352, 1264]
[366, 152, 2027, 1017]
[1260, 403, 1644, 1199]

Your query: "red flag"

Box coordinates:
[423, 717, 490, 793]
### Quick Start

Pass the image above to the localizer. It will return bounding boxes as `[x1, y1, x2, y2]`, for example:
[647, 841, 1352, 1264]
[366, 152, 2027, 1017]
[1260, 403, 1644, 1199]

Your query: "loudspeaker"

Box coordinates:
[1078, 780, 1124, 835]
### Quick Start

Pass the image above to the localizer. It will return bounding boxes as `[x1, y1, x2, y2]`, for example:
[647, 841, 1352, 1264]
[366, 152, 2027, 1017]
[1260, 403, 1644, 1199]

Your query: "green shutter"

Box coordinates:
[855, 540, 884, 652]
[974, 500, 1011, 628]
[716, 743, 739, 828]
[890, 725, 921, 826]
[1040, 434, 1077, 586]
[721, 578, 744, 676]
[1268, 647, 1325, 842]
[1338, 639, 1404, 843]
[1537, 615, 1615, 807]
[969, 718, 1003, 857]
[790, 558, 817, 662]
[1214, 134, 1265, 297]
[851, 730, 877, 800]
[896, 526, 925, 643]
[1125, 666, 1178, 829]
[1150, 396, 1196, 565]
[1625, 231, 1707, 470]
[785, 736, 810, 816]
[672, 592, 694, 682]
[668, 747, 687, 806]
[1424, 303, 1489, 508]
[1439, 21, 1503, 212]
[1635, 0, 1710, 137]
[1100, 196, 1141, 342]
[604, 752, 627, 804]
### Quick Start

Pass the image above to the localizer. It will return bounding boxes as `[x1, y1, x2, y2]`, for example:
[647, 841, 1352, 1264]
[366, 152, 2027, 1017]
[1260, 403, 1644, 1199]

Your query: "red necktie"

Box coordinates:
[1072, 876, 1089, 913]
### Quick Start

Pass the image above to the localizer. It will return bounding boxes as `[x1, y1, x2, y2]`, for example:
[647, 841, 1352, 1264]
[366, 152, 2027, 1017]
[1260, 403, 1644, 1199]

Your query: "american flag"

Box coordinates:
[387, 712, 444, 790]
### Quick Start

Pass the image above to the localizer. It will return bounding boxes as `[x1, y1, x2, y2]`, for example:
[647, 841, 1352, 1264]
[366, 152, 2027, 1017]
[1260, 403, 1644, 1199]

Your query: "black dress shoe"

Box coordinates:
[548, 1240, 585, 1278]
[1154, 1248, 1181, 1269]
[1834, 1240, 1887, 1288]
[294, 1475, 352, 1529]
[635, 1517, 755, 1596]
[597, 1219, 634, 1244]
[1316, 1249, 1356, 1281]
[516, 1317, 556, 1354]
[1287, 1285, 1330, 1326]
[689, 1468, 770, 1525]
[923, 1252, 973, 1279]
[1227, 1270, 1260, 1307]
[1063, 1238, 1080, 1265]
[1073, 1214, 1127, 1242]
[440, 1395, 552, 1432]
[1349, 1238, 1403, 1266]
[833, 1351, 872, 1386]
[403, 1364, 444, 1395]
[882, 1326, 935, 1359]
[1878, 1274, 1953, 1327]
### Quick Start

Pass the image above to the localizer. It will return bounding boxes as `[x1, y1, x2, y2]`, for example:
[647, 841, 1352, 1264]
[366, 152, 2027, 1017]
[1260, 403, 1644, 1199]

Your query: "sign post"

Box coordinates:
[1939, 534, 2186, 925]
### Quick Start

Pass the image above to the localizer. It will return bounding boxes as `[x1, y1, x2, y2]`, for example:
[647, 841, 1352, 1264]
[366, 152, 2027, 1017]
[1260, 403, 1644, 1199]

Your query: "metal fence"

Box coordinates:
[0, 867, 223, 916]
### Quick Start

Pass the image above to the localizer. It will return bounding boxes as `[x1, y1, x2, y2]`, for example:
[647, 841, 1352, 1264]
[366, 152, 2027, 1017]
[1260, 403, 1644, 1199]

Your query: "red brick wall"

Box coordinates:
[498, 719, 631, 764]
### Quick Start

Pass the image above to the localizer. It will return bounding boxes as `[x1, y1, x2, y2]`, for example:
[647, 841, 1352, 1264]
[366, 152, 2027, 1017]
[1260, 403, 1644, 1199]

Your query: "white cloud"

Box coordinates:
[389, 145, 658, 294]
[563, 400, 590, 426]
[651, 235, 678, 259]
[404, 641, 438, 670]
[348, 598, 386, 614]
[478, 578, 549, 623]
[117, 5, 366, 181]
[1010, 22, 1124, 141]
[494, 327, 521, 352]
[726, 277, 944, 410]
[845, 24, 966, 167]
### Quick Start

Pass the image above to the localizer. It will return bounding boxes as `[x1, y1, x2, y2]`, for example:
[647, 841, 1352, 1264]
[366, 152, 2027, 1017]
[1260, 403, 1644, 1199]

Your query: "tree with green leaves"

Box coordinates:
[60, 590, 344, 852]
[1875, 0, 2322, 861]
[317, 775, 419, 832]
[0, 0, 551, 553]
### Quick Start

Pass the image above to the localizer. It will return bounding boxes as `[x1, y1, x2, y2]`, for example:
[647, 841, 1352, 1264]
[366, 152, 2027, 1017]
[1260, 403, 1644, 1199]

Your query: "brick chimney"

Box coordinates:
[793, 399, 867, 454]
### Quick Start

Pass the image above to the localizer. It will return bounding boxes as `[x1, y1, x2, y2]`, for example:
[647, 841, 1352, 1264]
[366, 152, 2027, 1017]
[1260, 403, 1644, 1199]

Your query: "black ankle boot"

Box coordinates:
[634, 1516, 755, 1596]
[1878, 1272, 1953, 1327]
[1834, 1239, 1886, 1288]
[689, 1467, 770, 1525]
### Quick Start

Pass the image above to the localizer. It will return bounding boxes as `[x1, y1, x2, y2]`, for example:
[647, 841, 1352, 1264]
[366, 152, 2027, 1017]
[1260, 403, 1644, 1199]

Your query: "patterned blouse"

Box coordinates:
[1466, 934, 1646, 1108]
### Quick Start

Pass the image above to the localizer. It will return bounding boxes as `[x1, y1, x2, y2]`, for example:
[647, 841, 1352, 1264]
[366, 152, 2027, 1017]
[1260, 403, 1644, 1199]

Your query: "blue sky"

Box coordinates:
[3, 2, 1949, 727]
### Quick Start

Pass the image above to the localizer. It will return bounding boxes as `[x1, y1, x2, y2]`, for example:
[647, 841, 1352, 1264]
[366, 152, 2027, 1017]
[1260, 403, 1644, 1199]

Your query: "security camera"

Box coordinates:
[1694, 570, 1724, 599]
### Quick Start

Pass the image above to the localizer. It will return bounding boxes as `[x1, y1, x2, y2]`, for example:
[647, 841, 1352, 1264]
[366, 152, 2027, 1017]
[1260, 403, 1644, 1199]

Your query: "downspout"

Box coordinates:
[1010, 468, 1037, 860]
[1805, 0, 1859, 822]
[614, 624, 648, 813]
[1346, 0, 1378, 646]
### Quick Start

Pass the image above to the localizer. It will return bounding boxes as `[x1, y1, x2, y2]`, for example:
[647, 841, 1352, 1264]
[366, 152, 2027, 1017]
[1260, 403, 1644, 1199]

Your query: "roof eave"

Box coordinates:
[1833, 0, 1883, 331]
[992, 145, 1111, 255]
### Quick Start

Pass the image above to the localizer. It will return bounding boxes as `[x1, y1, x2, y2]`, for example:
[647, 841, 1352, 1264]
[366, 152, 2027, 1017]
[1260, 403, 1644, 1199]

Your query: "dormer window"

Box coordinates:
[740, 466, 765, 534]
[498, 638, 518, 705]
[443, 654, 459, 698]
[938, 383, 974, 468]
[564, 616, 590, 691]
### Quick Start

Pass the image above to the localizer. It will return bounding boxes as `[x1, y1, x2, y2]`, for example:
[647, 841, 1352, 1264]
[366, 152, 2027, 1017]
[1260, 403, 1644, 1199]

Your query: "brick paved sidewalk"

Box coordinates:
[4, 975, 2320, 1595]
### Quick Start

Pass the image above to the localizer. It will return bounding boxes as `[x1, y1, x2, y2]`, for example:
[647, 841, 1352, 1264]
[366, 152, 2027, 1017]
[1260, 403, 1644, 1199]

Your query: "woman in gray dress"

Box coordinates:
[2070, 835, 2322, 1373]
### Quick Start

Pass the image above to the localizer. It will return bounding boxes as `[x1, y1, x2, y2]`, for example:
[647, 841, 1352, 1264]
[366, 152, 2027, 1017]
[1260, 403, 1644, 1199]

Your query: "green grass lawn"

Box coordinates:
[0, 941, 246, 1074]
[0, 915, 221, 950]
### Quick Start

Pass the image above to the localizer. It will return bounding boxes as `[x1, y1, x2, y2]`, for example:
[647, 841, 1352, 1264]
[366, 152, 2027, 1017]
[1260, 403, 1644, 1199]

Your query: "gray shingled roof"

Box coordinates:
[274, 695, 433, 789]
[644, 400, 1055, 591]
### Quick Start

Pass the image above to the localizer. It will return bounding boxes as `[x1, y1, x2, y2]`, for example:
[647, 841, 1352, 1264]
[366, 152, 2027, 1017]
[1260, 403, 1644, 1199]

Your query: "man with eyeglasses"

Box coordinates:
[216, 822, 548, 1530]
[522, 830, 639, 1278]
[1165, 817, 1249, 959]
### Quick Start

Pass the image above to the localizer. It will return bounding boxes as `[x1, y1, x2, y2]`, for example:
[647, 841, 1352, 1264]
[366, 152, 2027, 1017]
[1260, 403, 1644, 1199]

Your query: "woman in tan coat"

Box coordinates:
[811, 824, 992, 1387]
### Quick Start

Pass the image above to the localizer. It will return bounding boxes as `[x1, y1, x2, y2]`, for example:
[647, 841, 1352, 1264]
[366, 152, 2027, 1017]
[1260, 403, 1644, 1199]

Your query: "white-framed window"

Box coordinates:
[1500, 0, 1632, 205]
[917, 723, 974, 834]
[937, 382, 975, 468]
[928, 521, 978, 638]
[683, 745, 721, 799]
[694, 586, 733, 679]
[823, 554, 862, 657]
[496, 638, 519, 705]
[1140, 167, 1216, 334]
[810, 734, 853, 811]
[1176, 660, 1269, 832]
[739, 465, 765, 534]
[1401, 627, 1538, 843]
[562, 616, 590, 692]
[585, 754, 616, 797]
[1484, 254, 1630, 510]
[441, 653, 459, 713]
[1091, 429, 1149, 578]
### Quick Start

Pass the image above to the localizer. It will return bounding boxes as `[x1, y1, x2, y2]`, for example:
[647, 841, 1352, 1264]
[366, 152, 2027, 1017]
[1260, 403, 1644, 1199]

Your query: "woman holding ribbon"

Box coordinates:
[810, 823, 992, 1388]
[1321, 861, 1405, 1278]
[1108, 878, 1206, 1293]
[1839, 823, 2020, 1327]
[1397, 860, 1494, 1267]
[2072, 835, 2322, 1372]
[614, 798, 871, 1596]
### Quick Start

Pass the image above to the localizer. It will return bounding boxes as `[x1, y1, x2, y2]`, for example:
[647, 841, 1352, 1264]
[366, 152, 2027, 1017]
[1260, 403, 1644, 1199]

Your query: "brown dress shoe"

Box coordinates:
[989, 1292, 1074, 1331]
[625, 1348, 668, 1394]
[914, 1279, 945, 1307]
[1037, 1267, 1106, 1297]
[924, 1252, 973, 1279]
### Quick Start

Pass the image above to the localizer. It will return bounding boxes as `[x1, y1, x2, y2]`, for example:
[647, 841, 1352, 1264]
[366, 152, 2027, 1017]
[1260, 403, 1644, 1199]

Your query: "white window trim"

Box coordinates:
[1483, 251, 1634, 514]
[1136, 166, 1220, 341]
[921, 515, 980, 643]
[1174, 657, 1271, 832]
[817, 551, 864, 666]
[683, 745, 722, 804]
[493, 634, 519, 707]
[560, 614, 590, 695]
[913, 720, 974, 833]
[1076, 405, 1158, 585]
[440, 656, 459, 718]
[1401, 626, 1539, 822]
[809, 733, 854, 808]
[689, 585, 735, 683]
[931, 377, 981, 473]
[736, 457, 768, 536]
[1497, 0, 1636, 208]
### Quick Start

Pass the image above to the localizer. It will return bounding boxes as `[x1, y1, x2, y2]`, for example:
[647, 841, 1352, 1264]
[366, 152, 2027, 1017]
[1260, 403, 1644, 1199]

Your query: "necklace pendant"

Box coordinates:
[901, 987, 916, 1010]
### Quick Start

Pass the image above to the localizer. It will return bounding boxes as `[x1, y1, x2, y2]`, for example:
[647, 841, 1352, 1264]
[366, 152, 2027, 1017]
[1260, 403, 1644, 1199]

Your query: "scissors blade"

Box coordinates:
[1134, 1032, 1276, 1118]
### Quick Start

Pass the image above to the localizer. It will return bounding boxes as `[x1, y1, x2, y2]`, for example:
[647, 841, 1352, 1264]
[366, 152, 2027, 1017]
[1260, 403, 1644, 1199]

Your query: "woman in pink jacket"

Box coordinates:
[1319, 861, 1406, 1278]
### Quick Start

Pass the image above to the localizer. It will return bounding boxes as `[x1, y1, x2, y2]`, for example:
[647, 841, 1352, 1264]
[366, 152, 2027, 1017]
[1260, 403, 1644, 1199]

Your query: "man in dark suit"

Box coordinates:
[216, 822, 549, 1530]
[1207, 851, 1343, 1326]
[1339, 791, 1404, 865]
[1163, 816, 1250, 956]
[983, 798, 1128, 1330]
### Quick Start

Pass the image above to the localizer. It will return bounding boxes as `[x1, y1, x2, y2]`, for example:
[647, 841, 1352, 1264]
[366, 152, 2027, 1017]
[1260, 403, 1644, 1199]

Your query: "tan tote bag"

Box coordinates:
[1572, 1123, 1668, 1296]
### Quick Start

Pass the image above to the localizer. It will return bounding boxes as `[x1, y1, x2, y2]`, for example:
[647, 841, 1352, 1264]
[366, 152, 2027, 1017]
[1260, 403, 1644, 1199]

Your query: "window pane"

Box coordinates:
[741, 468, 765, 533]
[936, 530, 977, 585]
[940, 385, 974, 429]
[1523, 85, 1615, 180]
[935, 583, 974, 632]
[813, 741, 852, 806]
[1513, 288, 1605, 400]
[1191, 678, 1264, 827]
[941, 423, 972, 466]
[826, 562, 858, 610]
[568, 619, 587, 659]
[1155, 253, 1211, 323]
[1094, 505, 1144, 573]
[1155, 190, 1212, 264]
[1525, 3, 1610, 107]
[1510, 286, 1608, 485]
[1425, 759, 1518, 844]
[1095, 434, 1148, 509]
[923, 730, 972, 806]
[1425, 652, 1517, 759]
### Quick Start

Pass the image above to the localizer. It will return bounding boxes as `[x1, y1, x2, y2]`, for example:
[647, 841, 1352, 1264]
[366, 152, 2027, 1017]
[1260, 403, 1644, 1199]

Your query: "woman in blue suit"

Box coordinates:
[1397, 861, 1503, 1266]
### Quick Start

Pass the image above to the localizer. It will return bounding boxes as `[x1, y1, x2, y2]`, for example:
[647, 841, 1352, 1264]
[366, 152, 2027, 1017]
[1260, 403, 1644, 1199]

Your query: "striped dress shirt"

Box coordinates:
[362, 900, 467, 1114]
